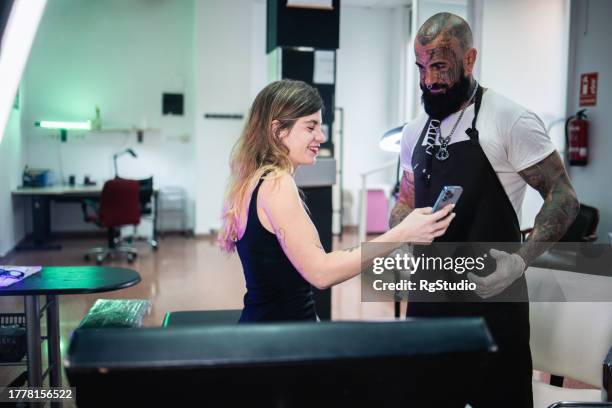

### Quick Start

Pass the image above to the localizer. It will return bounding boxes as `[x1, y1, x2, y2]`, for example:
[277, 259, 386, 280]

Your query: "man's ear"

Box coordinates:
[463, 48, 477, 76]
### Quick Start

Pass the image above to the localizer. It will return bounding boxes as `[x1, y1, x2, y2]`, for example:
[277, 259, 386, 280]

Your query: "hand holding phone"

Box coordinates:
[432, 186, 463, 213]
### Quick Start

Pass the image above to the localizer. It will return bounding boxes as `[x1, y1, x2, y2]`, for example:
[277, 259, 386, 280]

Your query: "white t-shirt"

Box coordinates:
[400, 89, 557, 223]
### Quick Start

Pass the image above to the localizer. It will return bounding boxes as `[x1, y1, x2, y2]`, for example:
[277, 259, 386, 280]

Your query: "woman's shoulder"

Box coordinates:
[258, 170, 300, 208]
[260, 170, 297, 192]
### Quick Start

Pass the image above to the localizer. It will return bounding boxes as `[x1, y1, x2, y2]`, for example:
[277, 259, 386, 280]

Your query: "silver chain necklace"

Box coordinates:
[435, 82, 479, 161]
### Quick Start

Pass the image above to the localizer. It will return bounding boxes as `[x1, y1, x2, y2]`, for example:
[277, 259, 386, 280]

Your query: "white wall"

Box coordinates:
[194, 2, 409, 231]
[194, 2, 413, 230]
[22, 0, 196, 232]
[2, 0, 577, 246]
[17, 0, 272, 237]
[565, 0, 612, 243]
[477, 0, 569, 228]
[194, 0, 267, 234]
[0, 101, 26, 257]
[4, 0, 468, 240]
[336, 6, 407, 225]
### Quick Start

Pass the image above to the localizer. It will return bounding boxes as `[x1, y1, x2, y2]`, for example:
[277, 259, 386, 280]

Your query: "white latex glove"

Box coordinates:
[467, 249, 526, 299]
[388, 243, 413, 281]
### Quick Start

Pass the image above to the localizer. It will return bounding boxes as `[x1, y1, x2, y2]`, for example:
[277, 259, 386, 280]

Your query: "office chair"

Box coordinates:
[119, 177, 158, 251]
[81, 179, 141, 265]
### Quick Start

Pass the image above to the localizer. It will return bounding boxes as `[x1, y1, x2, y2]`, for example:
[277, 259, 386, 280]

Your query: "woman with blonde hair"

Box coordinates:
[219, 79, 454, 322]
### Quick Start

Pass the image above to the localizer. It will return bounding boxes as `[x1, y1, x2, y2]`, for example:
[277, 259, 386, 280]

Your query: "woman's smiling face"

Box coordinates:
[280, 110, 325, 168]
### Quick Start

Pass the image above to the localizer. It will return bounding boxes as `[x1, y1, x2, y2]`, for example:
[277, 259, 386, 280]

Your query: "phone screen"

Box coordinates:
[432, 186, 463, 213]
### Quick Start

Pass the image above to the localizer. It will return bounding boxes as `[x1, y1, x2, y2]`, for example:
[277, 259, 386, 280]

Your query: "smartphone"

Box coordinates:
[432, 186, 463, 213]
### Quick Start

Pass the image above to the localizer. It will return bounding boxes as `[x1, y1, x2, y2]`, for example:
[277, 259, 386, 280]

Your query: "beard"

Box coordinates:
[420, 70, 472, 120]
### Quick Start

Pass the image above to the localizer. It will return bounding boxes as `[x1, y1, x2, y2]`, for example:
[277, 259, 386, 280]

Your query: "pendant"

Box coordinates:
[435, 147, 450, 161]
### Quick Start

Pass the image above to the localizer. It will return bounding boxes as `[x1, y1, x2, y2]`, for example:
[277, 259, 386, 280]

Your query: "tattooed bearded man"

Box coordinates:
[389, 12, 579, 407]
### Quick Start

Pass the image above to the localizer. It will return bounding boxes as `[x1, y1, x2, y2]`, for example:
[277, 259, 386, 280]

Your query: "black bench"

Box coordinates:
[66, 317, 496, 406]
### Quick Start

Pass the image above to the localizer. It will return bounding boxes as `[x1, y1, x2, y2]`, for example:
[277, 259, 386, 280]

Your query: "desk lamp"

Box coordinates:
[34, 120, 91, 142]
[113, 148, 137, 178]
[379, 124, 405, 197]
[379, 124, 404, 153]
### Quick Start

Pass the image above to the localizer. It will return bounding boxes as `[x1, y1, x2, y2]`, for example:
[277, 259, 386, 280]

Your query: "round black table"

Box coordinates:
[0, 266, 141, 400]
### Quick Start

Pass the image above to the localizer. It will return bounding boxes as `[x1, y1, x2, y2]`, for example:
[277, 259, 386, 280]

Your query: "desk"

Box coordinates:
[0, 266, 140, 397]
[12, 185, 159, 251]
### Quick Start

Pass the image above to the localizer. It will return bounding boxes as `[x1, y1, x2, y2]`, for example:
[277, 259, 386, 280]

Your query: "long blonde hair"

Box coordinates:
[218, 80, 323, 252]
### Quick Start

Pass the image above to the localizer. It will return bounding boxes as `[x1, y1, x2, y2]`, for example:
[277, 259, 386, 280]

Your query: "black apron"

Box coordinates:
[407, 86, 533, 408]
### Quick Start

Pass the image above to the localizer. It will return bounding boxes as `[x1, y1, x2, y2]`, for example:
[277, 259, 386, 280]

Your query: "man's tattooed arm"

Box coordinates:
[516, 152, 579, 265]
[389, 171, 416, 228]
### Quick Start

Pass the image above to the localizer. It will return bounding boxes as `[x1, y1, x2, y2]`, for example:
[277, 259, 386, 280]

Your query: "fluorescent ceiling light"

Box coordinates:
[0, 0, 47, 144]
[36, 120, 92, 130]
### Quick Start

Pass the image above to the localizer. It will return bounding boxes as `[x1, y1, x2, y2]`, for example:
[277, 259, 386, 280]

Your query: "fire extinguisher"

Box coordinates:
[565, 109, 588, 166]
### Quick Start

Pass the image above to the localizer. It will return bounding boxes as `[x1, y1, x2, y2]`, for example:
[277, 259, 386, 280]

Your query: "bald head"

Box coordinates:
[417, 12, 473, 54]
[414, 12, 477, 87]
[414, 13, 478, 119]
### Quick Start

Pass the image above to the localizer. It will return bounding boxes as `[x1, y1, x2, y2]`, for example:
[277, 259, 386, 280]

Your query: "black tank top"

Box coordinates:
[236, 177, 317, 322]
